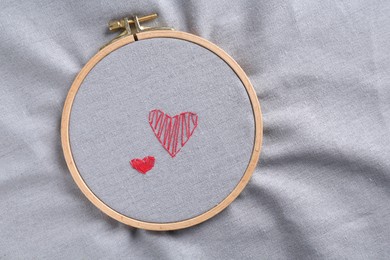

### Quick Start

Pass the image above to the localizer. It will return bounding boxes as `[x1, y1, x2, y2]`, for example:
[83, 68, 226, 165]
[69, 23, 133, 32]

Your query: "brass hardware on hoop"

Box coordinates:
[101, 13, 173, 49]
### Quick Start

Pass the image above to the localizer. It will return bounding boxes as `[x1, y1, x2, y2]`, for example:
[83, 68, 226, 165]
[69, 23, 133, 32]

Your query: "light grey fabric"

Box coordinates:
[69, 38, 255, 223]
[1, 0, 390, 259]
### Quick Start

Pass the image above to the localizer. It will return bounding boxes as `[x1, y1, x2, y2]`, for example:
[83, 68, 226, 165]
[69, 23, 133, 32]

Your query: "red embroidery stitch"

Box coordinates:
[149, 109, 198, 158]
[130, 156, 155, 174]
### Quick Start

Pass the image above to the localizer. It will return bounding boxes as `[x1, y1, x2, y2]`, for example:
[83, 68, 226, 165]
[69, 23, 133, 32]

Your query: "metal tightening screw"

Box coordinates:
[108, 13, 158, 31]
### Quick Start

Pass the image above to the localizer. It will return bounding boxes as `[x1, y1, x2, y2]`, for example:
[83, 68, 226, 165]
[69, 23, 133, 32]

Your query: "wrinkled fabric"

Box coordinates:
[0, 0, 389, 259]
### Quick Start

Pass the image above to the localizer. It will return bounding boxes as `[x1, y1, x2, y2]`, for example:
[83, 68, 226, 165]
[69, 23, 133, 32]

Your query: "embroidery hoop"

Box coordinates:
[61, 14, 263, 231]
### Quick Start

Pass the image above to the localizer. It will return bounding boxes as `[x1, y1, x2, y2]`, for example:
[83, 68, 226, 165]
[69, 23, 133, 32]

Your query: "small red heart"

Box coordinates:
[130, 156, 155, 174]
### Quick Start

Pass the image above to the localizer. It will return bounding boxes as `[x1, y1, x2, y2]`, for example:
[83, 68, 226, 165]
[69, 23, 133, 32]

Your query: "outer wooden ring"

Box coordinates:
[61, 30, 263, 231]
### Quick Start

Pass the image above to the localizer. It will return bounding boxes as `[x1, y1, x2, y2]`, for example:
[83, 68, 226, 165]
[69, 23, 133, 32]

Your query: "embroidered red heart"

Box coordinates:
[130, 156, 155, 174]
[149, 109, 198, 158]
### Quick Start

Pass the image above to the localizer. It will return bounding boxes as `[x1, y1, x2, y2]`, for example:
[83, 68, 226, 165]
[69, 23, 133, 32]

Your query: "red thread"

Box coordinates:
[149, 109, 198, 158]
[130, 156, 155, 174]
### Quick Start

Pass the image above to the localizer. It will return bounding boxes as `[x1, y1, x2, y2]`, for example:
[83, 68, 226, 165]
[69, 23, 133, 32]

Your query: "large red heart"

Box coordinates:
[149, 109, 198, 158]
[130, 156, 155, 174]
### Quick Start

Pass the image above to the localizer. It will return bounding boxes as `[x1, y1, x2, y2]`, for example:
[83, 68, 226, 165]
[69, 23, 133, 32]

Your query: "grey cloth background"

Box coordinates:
[69, 38, 255, 223]
[1, 0, 389, 259]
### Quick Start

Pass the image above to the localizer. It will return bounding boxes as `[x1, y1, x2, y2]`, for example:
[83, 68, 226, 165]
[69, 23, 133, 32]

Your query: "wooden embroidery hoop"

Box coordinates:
[61, 14, 263, 231]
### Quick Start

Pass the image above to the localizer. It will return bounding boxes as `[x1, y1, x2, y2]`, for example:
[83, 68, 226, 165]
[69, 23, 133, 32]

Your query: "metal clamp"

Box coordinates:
[101, 13, 173, 49]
